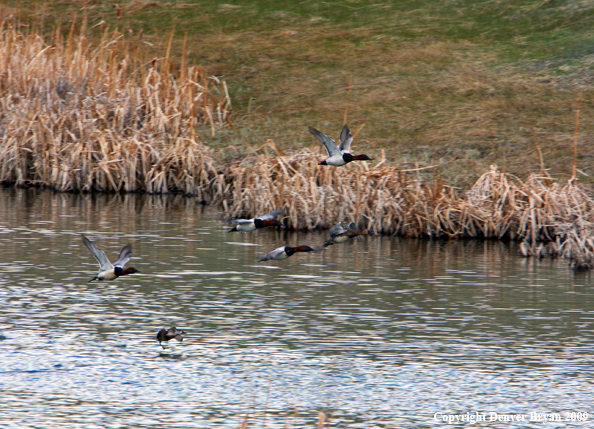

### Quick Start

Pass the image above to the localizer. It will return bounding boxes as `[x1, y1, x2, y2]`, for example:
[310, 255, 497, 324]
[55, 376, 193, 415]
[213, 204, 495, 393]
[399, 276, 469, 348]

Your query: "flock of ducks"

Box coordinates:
[81, 124, 372, 349]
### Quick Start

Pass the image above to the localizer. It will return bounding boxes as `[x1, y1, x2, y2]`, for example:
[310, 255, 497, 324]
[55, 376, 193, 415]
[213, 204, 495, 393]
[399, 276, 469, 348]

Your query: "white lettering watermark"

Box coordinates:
[433, 411, 588, 424]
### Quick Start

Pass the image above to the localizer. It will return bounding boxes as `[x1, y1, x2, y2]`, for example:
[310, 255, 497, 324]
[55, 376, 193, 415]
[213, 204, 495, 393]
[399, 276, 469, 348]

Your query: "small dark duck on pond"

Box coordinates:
[155, 327, 186, 349]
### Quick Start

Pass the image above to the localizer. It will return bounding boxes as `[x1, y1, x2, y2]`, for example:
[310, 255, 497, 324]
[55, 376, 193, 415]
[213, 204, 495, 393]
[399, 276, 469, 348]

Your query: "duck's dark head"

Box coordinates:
[294, 245, 316, 253]
[353, 154, 372, 161]
[255, 219, 284, 229]
[118, 267, 139, 276]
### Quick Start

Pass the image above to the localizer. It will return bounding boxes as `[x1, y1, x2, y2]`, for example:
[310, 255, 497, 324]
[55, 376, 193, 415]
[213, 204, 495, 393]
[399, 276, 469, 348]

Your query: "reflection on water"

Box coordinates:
[0, 188, 593, 428]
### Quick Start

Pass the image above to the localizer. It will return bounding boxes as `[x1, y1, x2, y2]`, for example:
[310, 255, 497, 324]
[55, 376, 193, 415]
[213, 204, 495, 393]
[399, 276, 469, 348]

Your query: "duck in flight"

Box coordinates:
[229, 209, 284, 232]
[82, 235, 139, 282]
[309, 124, 372, 167]
[155, 327, 186, 349]
[259, 245, 318, 262]
[324, 222, 370, 247]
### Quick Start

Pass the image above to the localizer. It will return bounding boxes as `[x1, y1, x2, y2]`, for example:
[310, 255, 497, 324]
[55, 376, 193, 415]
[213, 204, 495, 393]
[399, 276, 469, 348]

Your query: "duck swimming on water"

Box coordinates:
[309, 125, 372, 167]
[229, 209, 284, 232]
[82, 235, 139, 282]
[259, 245, 318, 262]
[155, 327, 186, 349]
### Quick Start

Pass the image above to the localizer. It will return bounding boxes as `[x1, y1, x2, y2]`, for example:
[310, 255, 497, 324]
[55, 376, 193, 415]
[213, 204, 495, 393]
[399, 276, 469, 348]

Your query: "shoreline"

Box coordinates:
[1, 22, 594, 269]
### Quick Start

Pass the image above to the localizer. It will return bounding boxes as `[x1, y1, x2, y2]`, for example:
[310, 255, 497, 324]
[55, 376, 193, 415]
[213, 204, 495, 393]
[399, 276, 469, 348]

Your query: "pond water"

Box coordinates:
[0, 188, 593, 428]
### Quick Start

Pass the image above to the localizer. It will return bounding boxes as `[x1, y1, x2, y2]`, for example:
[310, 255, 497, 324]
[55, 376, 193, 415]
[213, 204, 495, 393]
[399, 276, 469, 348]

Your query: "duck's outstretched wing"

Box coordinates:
[329, 222, 346, 237]
[231, 219, 253, 224]
[82, 236, 113, 271]
[347, 222, 359, 232]
[338, 125, 353, 153]
[309, 127, 341, 157]
[165, 327, 186, 342]
[114, 244, 132, 268]
[259, 209, 283, 221]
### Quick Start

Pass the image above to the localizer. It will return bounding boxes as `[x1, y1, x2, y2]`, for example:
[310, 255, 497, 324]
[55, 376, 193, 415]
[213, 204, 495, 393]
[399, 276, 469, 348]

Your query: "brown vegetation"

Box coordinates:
[1, 21, 594, 270]
[0, 22, 229, 199]
[215, 149, 594, 270]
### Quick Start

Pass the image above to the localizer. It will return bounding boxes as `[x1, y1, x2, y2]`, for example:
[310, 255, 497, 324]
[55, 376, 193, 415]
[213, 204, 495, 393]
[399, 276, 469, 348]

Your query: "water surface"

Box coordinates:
[0, 189, 593, 428]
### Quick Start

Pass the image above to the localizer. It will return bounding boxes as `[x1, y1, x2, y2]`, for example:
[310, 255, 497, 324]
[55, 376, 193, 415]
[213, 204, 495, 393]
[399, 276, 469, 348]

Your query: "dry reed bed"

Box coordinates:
[216, 151, 594, 269]
[0, 23, 228, 198]
[2, 24, 594, 268]
[213, 148, 451, 234]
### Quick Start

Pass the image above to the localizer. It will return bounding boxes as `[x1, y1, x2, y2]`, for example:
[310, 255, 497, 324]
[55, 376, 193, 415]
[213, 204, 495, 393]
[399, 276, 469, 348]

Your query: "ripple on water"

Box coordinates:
[0, 190, 594, 428]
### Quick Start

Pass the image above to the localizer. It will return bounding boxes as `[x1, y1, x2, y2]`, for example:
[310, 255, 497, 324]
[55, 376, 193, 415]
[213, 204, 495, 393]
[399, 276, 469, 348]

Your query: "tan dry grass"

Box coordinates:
[216, 149, 594, 269]
[0, 21, 229, 197]
[2, 20, 594, 268]
[193, 23, 594, 187]
[213, 146, 445, 235]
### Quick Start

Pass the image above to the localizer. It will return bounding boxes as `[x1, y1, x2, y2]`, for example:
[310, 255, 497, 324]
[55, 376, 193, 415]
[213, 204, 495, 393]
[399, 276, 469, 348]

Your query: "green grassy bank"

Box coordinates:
[5, 0, 594, 186]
